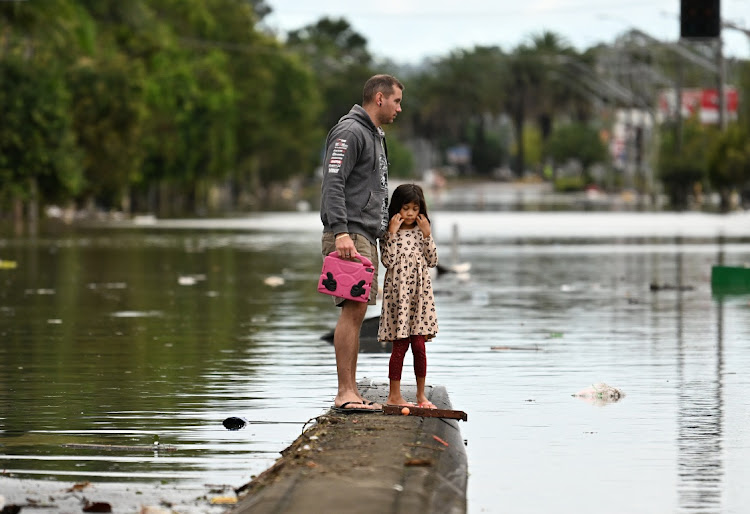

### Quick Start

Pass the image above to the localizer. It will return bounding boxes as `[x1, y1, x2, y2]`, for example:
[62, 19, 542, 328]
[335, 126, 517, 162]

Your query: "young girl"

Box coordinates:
[378, 184, 439, 408]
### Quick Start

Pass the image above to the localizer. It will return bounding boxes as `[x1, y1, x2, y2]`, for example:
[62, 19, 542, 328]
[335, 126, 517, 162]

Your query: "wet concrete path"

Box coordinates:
[230, 382, 468, 514]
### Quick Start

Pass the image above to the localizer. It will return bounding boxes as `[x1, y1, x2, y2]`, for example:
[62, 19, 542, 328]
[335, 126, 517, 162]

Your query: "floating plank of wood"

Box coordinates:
[62, 443, 177, 452]
[383, 405, 468, 421]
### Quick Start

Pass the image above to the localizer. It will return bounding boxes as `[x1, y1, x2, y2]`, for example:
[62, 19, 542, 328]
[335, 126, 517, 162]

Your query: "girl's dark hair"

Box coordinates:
[388, 183, 429, 223]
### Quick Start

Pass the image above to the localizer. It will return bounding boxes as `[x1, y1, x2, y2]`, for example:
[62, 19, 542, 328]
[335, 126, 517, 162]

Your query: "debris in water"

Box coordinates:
[110, 311, 163, 318]
[263, 276, 285, 287]
[222, 417, 247, 430]
[0, 260, 17, 270]
[82, 501, 112, 513]
[572, 383, 625, 405]
[210, 497, 238, 505]
[67, 481, 92, 492]
[24, 288, 55, 295]
[649, 283, 694, 292]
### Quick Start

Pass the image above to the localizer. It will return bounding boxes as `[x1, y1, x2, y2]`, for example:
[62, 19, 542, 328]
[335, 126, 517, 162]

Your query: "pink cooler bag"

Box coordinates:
[318, 252, 374, 303]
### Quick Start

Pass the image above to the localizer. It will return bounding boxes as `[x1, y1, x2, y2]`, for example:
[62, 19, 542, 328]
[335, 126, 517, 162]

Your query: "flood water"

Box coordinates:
[2, 211, 750, 514]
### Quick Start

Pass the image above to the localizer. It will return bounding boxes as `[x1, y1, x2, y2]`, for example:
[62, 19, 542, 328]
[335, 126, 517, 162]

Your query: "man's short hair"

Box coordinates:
[363, 74, 404, 105]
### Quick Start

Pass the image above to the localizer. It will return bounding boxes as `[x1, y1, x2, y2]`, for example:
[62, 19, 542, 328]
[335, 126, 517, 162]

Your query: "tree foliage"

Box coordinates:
[1, 1, 748, 222]
[657, 119, 713, 210]
[545, 123, 608, 171]
[286, 17, 374, 130]
[0, 56, 82, 206]
[707, 124, 750, 210]
[0, 0, 319, 219]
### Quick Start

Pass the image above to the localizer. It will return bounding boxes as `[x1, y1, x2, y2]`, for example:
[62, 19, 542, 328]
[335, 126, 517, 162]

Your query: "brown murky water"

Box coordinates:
[2, 211, 750, 513]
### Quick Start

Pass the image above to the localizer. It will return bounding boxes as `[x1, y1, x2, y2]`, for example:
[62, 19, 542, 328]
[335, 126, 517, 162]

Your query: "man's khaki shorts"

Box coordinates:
[321, 232, 379, 306]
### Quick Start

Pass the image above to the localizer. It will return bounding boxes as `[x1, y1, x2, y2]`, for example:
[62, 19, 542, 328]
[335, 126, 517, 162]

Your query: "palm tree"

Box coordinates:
[503, 43, 544, 176]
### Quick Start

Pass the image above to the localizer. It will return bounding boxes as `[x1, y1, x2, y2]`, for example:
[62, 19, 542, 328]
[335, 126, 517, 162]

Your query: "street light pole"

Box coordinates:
[715, 37, 727, 130]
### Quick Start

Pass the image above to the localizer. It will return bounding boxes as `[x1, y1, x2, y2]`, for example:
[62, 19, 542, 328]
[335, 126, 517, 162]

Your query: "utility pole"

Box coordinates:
[716, 38, 727, 130]
[676, 57, 683, 152]
[680, 0, 725, 130]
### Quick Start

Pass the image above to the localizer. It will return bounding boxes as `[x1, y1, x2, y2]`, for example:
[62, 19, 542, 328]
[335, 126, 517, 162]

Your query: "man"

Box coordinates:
[320, 74, 404, 412]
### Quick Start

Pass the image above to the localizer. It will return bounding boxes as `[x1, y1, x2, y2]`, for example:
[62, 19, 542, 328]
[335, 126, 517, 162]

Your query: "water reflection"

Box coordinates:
[1, 213, 750, 514]
[668, 241, 724, 513]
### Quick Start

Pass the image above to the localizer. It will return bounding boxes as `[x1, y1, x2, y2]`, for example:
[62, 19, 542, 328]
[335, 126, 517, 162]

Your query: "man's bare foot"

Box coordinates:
[332, 401, 382, 413]
[335, 394, 380, 410]
[359, 398, 383, 409]
[416, 400, 437, 409]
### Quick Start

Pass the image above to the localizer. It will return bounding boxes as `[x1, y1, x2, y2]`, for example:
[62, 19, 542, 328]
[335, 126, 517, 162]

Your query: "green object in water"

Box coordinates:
[711, 265, 750, 294]
[0, 259, 18, 270]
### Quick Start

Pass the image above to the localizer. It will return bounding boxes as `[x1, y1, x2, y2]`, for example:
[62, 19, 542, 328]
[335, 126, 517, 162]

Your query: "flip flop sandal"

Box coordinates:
[332, 401, 382, 414]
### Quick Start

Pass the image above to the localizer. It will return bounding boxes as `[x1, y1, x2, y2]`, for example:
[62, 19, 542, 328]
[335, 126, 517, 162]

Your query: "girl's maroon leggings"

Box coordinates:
[388, 335, 427, 380]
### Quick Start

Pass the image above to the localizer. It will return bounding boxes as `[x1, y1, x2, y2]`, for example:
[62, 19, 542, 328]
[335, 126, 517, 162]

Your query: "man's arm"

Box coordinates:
[321, 129, 361, 256]
[321, 129, 360, 236]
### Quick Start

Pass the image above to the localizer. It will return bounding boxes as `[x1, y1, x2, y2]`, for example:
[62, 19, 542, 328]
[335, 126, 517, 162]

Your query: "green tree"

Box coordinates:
[139, 48, 237, 215]
[385, 134, 415, 178]
[286, 17, 375, 130]
[503, 33, 595, 177]
[657, 118, 713, 210]
[525, 32, 581, 141]
[707, 124, 750, 211]
[0, 57, 82, 218]
[408, 46, 508, 174]
[0, 0, 87, 227]
[545, 123, 608, 173]
[66, 55, 148, 211]
[504, 44, 544, 176]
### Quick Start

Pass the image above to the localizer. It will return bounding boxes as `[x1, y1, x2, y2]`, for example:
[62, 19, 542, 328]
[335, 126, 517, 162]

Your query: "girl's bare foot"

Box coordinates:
[386, 396, 414, 407]
[416, 397, 437, 409]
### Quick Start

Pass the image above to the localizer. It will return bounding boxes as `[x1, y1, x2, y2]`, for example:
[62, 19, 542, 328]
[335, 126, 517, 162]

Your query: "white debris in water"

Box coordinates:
[178, 274, 206, 286]
[0, 259, 18, 269]
[111, 311, 163, 318]
[263, 276, 285, 287]
[24, 288, 55, 295]
[573, 383, 625, 405]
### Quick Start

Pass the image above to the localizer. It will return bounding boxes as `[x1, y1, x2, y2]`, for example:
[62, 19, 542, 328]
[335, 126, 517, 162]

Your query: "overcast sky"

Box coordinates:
[263, 0, 750, 64]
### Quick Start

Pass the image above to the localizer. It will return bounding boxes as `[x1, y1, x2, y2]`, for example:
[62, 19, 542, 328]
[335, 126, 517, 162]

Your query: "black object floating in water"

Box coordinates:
[223, 417, 247, 430]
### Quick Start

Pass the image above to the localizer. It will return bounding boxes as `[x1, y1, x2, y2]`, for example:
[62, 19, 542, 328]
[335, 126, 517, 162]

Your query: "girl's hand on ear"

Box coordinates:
[416, 214, 431, 238]
[388, 213, 403, 234]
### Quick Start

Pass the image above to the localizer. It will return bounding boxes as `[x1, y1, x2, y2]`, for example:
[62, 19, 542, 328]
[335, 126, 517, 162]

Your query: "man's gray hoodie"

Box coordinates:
[320, 105, 389, 245]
